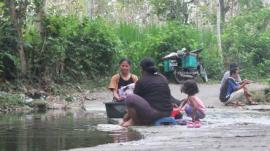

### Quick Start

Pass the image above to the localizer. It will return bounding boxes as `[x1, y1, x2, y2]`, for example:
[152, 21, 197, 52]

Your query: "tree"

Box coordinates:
[4, 0, 29, 77]
[149, 0, 194, 23]
[33, 0, 46, 37]
[219, 0, 230, 23]
[216, 0, 223, 62]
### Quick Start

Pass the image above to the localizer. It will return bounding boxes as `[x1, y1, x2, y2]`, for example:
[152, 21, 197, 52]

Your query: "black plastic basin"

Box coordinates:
[104, 102, 126, 118]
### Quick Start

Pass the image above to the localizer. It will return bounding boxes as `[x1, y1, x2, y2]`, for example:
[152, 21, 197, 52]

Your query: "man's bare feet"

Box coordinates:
[226, 101, 245, 106]
[247, 101, 258, 105]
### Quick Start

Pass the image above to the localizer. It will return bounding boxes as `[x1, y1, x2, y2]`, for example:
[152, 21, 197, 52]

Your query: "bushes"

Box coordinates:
[223, 7, 270, 79]
[115, 22, 164, 75]
[1, 14, 225, 84]
[65, 18, 118, 79]
[116, 22, 223, 79]
[24, 16, 118, 82]
[0, 92, 25, 110]
[1, 14, 225, 83]
[0, 14, 18, 80]
[1, 14, 118, 83]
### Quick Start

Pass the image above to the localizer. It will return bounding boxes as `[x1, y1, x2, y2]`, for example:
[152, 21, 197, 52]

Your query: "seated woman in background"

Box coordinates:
[121, 57, 173, 127]
[108, 58, 138, 102]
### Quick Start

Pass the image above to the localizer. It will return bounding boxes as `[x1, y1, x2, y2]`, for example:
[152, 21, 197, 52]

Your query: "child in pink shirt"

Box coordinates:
[179, 80, 206, 128]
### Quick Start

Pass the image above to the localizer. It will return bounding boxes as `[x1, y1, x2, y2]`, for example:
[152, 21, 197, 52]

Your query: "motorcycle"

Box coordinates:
[161, 48, 208, 83]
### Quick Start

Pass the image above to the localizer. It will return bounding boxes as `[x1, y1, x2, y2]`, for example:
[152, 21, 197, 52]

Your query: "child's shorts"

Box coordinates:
[185, 105, 205, 120]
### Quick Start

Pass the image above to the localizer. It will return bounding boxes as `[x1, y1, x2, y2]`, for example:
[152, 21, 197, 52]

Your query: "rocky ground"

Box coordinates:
[68, 83, 270, 151]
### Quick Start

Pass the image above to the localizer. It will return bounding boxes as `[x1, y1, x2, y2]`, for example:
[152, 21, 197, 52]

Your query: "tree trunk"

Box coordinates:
[87, 0, 95, 19]
[219, 0, 225, 23]
[9, 1, 28, 76]
[36, 0, 46, 37]
[216, 0, 224, 62]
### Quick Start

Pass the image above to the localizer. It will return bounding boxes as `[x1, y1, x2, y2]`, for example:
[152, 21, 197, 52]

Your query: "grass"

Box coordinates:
[251, 88, 270, 103]
[0, 92, 26, 111]
[114, 22, 164, 75]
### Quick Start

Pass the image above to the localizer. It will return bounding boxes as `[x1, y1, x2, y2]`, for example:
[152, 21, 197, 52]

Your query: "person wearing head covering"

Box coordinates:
[121, 57, 173, 127]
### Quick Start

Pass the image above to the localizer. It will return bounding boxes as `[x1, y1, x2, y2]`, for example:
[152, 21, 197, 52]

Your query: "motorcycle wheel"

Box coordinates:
[173, 70, 190, 84]
[200, 67, 208, 82]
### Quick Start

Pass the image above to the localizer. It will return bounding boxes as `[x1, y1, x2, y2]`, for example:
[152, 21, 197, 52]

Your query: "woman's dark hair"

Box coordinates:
[119, 57, 131, 65]
[230, 68, 237, 76]
[181, 80, 199, 96]
[140, 57, 158, 74]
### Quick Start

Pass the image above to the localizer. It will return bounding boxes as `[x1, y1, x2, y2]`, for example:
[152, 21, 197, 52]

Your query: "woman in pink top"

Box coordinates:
[179, 80, 206, 128]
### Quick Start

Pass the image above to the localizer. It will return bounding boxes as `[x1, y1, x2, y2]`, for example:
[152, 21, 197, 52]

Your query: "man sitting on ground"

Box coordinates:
[219, 66, 258, 106]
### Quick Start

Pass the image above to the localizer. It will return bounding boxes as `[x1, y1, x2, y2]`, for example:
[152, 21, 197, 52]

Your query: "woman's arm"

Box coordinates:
[179, 98, 188, 109]
[108, 74, 123, 101]
[132, 74, 139, 83]
[112, 89, 124, 101]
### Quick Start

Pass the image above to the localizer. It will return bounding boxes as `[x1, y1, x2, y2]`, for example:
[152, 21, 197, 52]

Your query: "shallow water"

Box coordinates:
[0, 110, 141, 151]
[203, 108, 270, 128]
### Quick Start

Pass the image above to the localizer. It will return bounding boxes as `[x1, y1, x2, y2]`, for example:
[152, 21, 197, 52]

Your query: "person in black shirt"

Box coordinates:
[121, 57, 173, 127]
[108, 58, 138, 101]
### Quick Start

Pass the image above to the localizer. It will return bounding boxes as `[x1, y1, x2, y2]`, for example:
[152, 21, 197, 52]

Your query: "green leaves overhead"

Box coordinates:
[223, 7, 270, 79]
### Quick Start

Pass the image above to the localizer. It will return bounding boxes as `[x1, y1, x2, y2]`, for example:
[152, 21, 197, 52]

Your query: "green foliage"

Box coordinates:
[238, 0, 264, 11]
[115, 22, 163, 75]
[223, 7, 270, 80]
[154, 23, 201, 59]
[267, 78, 270, 85]
[23, 16, 118, 82]
[0, 3, 18, 79]
[0, 92, 25, 110]
[2, 1, 269, 85]
[116, 22, 223, 78]
[149, 0, 187, 22]
[65, 18, 118, 79]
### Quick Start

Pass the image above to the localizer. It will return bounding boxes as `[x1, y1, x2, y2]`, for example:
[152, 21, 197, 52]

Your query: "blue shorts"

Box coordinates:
[185, 105, 205, 120]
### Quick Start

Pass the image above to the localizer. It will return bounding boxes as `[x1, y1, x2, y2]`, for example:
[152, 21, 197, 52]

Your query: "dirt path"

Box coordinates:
[70, 83, 270, 151]
[83, 83, 268, 111]
[170, 83, 268, 107]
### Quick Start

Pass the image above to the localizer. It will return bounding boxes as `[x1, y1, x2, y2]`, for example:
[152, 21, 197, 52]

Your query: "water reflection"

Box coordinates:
[110, 129, 140, 143]
[0, 110, 141, 151]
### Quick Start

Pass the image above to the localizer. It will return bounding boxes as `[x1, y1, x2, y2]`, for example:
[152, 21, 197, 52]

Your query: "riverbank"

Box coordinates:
[70, 83, 270, 151]
[0, 90, 86, 113]
[0, 78, 110, 113]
